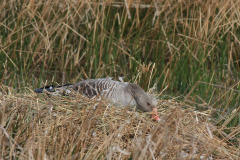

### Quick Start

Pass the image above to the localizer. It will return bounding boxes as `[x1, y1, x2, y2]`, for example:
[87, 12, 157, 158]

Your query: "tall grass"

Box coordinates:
[0, 0, 240, 158]
[1, 1, 239, 88]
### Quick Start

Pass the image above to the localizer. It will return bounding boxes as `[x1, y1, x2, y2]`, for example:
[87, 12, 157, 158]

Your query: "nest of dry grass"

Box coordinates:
[0, 90, 238, 159]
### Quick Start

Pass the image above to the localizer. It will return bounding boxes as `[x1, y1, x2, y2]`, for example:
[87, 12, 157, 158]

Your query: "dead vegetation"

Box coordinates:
[0, 89, 238, 159]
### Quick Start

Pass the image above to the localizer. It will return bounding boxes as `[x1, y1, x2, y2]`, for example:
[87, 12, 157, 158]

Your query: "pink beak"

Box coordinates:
[151, 108, 160, 121]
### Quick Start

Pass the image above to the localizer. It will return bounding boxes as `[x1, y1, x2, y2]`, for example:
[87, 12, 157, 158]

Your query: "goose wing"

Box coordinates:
[72, 78, 125, 100]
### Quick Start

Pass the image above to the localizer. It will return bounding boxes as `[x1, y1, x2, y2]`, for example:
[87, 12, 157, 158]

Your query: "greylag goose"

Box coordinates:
[34, 78, 159, 121]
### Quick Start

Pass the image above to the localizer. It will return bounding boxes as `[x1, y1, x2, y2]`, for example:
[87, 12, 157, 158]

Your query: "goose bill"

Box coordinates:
[151, 108, 160, 121]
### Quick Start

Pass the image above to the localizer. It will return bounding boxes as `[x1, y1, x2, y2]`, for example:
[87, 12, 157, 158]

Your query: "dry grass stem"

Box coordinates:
[0, 91, 238, 159]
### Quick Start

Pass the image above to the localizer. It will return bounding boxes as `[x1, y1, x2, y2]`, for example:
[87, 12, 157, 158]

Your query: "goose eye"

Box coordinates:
[147, 102, 150, 106]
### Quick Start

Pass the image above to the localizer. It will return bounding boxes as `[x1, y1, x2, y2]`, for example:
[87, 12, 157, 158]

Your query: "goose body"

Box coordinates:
[73, 78, 135, 106]
[34, 78, 159, 120]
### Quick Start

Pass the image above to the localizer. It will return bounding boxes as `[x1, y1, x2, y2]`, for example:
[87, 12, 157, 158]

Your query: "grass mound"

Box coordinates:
[0, 90, 237, 159]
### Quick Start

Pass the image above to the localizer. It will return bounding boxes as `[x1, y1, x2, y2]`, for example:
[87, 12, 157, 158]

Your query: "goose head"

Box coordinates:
[127, 83, 160, 121]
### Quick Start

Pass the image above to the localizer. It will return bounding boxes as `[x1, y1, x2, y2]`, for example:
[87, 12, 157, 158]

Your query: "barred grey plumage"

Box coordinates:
[34, 78, 159, 120]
